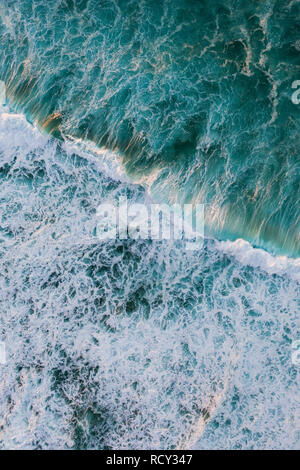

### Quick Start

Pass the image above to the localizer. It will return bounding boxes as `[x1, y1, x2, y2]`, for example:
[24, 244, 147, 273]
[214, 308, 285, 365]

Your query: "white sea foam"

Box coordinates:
[0, 107, 299, 450]
[215, 238, 300, 282]
[1, 107, 298, 280]
[0, 107, 128, 184]
[62, 135, 129, 183]
[0, 110, 48, 158]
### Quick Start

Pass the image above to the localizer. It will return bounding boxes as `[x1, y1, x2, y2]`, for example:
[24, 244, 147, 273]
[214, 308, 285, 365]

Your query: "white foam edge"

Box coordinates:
[215, 238, 300, 282]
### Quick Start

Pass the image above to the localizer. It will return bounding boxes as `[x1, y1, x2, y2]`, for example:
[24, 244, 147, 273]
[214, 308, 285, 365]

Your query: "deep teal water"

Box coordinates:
[0, 0, 299, 255]
[0, 0, 299, 450]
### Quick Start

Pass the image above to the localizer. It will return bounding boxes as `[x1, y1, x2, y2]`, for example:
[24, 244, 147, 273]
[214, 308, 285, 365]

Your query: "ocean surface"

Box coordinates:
[0, 0, 299, 449]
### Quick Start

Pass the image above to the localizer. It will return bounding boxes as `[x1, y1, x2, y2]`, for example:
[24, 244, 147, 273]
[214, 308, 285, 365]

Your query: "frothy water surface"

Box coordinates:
[0, 0, 299, 450]
[0, 109, 299, 449]
[0, 0, 299, 255]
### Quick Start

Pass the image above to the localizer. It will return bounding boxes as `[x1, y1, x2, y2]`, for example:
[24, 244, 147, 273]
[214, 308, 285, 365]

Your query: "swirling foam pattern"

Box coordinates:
[0, 0, 299, 450]
[0, 0, 299, 254]
[0, 109, 299, 449]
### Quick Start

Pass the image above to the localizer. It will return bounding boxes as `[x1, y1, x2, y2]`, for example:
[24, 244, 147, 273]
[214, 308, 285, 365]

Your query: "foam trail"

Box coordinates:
[0, 108, 299, 450]
[216, 239, 300, 281]
[1, 0, 299, 256]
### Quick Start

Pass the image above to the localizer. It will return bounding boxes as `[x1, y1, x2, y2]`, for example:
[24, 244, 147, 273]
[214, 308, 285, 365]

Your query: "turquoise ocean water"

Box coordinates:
[0, 0, 299, 449]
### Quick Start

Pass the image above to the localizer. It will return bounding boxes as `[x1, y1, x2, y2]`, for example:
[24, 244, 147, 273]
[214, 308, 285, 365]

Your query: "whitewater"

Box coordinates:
[0, 105, 299, 449]
[0, 0, 299, 450]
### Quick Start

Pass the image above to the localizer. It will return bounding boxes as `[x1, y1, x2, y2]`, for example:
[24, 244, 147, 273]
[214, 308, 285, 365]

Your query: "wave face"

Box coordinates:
[0, 1, 299, 450]
[0, 0, 299, 255]
[0, 108, 299, 450]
